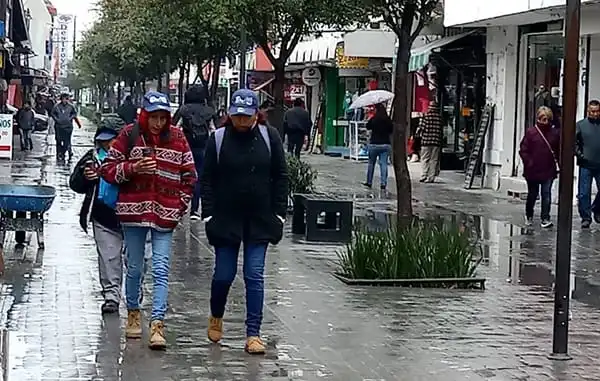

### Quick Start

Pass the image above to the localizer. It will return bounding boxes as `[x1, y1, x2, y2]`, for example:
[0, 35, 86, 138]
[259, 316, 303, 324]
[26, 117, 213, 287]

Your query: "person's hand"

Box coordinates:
[132, 157, 157, 175]
[84, 167, 98, 180]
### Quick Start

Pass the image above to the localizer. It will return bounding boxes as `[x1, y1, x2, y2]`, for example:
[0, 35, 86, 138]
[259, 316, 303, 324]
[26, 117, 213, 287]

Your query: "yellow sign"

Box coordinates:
[335, 44, 369, 69]
[0, 54, 4, 69]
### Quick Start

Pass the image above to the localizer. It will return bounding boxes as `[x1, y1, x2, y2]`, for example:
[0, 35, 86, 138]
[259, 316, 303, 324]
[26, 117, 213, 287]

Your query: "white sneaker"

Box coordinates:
[525, 217, 534, 227]
[541, 219, 554, 228]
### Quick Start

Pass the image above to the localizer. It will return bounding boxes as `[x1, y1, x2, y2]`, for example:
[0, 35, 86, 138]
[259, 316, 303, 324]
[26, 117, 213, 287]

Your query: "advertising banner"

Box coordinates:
[55, 14, 75, 79]
[0, 114, 13, 159]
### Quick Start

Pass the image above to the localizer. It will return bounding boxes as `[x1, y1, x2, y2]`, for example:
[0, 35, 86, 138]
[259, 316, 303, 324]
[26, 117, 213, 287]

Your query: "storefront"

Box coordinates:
[407, 30, 486, 170]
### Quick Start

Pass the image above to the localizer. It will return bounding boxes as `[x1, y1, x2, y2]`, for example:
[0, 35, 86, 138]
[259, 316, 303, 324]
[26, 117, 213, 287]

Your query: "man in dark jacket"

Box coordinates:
[173, 84, 216, 219]
[69, 116, 125, 314]
[17, 101, 35, 150]
[200, 89, 288, 355]
[283, 98, 312, 158]
[51, 93, 81, 160]
[576, 100, 600, 228]
[117, 95, 138, 125]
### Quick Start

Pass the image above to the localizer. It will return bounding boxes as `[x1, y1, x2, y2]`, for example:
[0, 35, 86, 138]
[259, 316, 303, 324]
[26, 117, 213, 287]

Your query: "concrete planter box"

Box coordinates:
[333, 272, 486, 290]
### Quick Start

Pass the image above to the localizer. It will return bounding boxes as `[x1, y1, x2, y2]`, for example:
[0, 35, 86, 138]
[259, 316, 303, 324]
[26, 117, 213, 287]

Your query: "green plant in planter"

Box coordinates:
[286, 154, 317, 196]
[337, 220, 481, 281]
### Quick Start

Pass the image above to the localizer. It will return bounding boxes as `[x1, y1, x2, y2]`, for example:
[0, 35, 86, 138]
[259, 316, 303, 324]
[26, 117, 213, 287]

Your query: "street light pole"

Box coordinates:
[550, 0, 580, 360]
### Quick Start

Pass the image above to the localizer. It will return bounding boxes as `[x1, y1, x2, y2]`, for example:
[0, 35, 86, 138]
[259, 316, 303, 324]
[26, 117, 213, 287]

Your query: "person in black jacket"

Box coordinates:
[173, 84, 216, 219]
[116, 95, 138, 125]
[283, 98, 312, 158]
[363, 103, 393, 190]
[200, 89, 288, 355]
[69, 116, 125, 314]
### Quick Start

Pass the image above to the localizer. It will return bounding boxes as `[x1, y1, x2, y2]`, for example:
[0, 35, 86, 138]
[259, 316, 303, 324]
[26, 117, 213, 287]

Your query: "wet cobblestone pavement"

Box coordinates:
[0, 124, 599, 380]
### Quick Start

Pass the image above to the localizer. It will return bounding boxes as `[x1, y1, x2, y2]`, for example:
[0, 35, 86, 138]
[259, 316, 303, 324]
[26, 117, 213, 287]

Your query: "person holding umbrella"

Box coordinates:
[363, 103, 393, 190]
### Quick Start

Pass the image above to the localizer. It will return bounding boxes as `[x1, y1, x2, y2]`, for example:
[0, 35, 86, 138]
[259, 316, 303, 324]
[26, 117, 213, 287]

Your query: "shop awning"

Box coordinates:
[408, 30, 477, 72]
[287, 35, 341, 65]
[252, 77, 274, 91]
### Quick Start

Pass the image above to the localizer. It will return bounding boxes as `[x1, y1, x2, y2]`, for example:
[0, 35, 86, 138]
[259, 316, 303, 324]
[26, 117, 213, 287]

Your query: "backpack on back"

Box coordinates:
[214, 125, 271, 163]
[181, 105, 210, 147]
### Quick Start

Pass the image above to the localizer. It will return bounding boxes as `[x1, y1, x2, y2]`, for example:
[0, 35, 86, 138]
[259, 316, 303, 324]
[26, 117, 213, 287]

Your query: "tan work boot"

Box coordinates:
[245, 336, 266, 354]
[125, 309, 142, 339]
[149, 320, 167, 350]
[207, 316, 223, 343]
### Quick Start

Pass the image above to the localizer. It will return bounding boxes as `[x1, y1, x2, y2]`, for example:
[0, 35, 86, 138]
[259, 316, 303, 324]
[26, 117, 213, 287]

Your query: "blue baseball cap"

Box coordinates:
[95, 129, 118, 141]
[229, 89, 258, 116]
[142, 91, 171, 113]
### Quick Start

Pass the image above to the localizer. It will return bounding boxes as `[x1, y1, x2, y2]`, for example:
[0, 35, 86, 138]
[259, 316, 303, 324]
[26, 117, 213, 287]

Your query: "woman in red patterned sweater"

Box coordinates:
[101, 91, 197, 350]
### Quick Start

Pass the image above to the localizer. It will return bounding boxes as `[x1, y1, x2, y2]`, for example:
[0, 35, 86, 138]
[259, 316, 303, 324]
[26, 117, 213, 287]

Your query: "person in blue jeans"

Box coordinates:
[576, 100, 600, 228]
[200, 89, 288, 354]
[363, 103, 393, 190]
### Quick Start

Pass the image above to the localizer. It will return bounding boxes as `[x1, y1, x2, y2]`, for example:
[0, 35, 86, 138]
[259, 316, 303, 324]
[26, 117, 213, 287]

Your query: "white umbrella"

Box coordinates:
[349, 90, 394, 110]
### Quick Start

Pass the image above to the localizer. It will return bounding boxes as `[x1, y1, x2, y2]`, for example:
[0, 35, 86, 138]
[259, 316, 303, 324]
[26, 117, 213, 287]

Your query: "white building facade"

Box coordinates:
[23, 0, 52, 72]
[444, 0, 600, 198]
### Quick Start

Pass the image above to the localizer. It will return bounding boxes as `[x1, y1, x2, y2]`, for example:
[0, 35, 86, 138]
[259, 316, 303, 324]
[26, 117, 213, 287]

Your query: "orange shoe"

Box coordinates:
[207, 316, 223, 343]
[125, 309, 142, 339]
[245, 336, 266, 354]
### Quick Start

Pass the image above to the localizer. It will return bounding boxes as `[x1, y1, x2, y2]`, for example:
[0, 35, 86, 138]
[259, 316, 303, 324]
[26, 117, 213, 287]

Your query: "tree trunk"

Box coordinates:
[157, 72, 163, 92]
[178, 63, 185, 105]
[142, 80, 147, 95]
[185, 59, 191, 89]
[210, 56, 221, 106]
[116, 79, 122, 105]
[165, 56, 172, 100]
[391, 30, 413, 220]
[271, 61, 286, 136]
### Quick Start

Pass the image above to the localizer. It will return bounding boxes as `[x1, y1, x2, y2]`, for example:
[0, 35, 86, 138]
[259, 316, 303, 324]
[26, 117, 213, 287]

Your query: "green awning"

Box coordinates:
[408, 30, 477, 72]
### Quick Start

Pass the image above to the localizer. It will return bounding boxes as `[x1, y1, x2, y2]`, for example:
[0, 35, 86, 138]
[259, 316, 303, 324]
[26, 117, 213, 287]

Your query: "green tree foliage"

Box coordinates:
[365, 0, 441, 219]
[231, 0, 367, 132]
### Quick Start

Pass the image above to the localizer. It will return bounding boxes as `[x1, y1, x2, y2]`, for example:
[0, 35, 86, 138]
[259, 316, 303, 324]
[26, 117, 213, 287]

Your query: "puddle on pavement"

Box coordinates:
[345, 199, 600, 309]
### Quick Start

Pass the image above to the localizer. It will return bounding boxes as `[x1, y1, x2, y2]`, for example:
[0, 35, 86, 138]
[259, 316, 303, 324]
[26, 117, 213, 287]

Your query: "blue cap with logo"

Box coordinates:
[142, 91, 171, 113]
[229, 89, 258, 116]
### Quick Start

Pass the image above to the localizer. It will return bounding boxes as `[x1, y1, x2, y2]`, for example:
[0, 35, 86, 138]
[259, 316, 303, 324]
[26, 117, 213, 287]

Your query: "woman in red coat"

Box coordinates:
[519, 106, 560, 228]
[101, 91, 197, 350]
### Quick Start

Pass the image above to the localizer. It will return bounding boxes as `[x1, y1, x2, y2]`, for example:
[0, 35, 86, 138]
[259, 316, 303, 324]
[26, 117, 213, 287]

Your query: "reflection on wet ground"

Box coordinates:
[0, 124, 599, 380]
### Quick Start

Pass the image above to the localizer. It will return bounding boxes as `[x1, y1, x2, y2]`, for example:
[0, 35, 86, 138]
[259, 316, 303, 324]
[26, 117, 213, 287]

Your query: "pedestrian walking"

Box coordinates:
[69, 116, 126, 314]
[283, 98, 311, 158]
[51, 93, 81, 160]
[417, 101, 443, 183]
[16, 101, 35, 151]
[519, 106, 560, 228]
[362, 103, 393, 190]
[576, 99, 600, 228]
[172, 84, 215, 220]
[200, 89, 288, 354]
[101, 91, 197, 350]
[117, 95, 138, 125]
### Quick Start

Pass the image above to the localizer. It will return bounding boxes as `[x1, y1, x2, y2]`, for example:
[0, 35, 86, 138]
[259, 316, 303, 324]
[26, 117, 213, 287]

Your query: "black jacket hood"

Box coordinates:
[184, 85, 208, 104]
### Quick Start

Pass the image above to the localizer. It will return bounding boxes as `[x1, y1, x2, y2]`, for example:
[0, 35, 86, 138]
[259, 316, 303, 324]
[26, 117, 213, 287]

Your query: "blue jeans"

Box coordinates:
[210, 242, 268, 337]
[366, 144, 391, 187]
[191, 148, 205, 214]
[123, 226, 173, 321]
[526, 179, 553, 220]
[577, 167, 600, 222]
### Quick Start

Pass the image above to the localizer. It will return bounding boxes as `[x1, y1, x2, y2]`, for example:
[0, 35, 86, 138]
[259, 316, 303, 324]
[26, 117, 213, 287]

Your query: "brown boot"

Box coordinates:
[125, 309, 142, 339]
[149, 320, 166, 350]
[207, 316, 223, 343]
[245, 336, 266, 354]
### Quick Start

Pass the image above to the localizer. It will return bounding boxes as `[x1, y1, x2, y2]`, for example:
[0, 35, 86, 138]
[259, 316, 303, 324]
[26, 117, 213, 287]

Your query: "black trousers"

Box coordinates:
[287, 133, 304, 158]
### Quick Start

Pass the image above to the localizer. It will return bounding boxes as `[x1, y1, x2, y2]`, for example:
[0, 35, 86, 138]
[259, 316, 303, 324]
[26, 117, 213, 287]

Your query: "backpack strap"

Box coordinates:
[258, 124, 271, 157]
[127, 123, 140, 157]
[214, 125, 270, 163]
[214, 127, 225, 163]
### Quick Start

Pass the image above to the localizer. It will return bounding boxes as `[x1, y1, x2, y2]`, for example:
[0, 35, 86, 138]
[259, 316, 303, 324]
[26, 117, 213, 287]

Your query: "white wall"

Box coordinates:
[444, 0, 594, 27]
[24, 0, 51, 71]
[483, 26, 519, 189]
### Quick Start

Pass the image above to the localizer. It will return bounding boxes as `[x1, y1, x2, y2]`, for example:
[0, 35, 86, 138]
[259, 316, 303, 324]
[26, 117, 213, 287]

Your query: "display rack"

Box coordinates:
[347, 121, 369, 161]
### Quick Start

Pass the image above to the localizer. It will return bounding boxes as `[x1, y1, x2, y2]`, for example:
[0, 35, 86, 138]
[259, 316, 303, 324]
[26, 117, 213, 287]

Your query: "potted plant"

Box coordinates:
[286, 155, 317, 212]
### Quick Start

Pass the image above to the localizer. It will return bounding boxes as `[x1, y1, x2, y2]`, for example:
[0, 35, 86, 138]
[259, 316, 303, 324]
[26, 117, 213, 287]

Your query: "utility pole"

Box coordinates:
[549, 0, 580, 361]
[72, 16, 76, 58]
[239, 29, 247, 89]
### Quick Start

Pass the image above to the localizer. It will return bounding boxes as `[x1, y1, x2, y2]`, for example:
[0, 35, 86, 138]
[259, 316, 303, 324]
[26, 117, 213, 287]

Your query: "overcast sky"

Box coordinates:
[52, 0, 96, 40]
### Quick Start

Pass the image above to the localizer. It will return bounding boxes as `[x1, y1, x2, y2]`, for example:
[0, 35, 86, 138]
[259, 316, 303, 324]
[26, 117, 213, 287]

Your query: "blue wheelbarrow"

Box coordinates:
[0, 185, 56, 271]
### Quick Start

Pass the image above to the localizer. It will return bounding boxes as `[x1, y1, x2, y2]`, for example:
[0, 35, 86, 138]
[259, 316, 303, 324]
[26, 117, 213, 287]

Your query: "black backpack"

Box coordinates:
[181, 105, 210, 147]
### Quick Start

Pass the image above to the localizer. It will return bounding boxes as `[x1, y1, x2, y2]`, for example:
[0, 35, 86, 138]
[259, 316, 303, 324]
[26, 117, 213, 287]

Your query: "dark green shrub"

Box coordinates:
[286, 155, 317, 197]
[337, 220, 481, 280]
